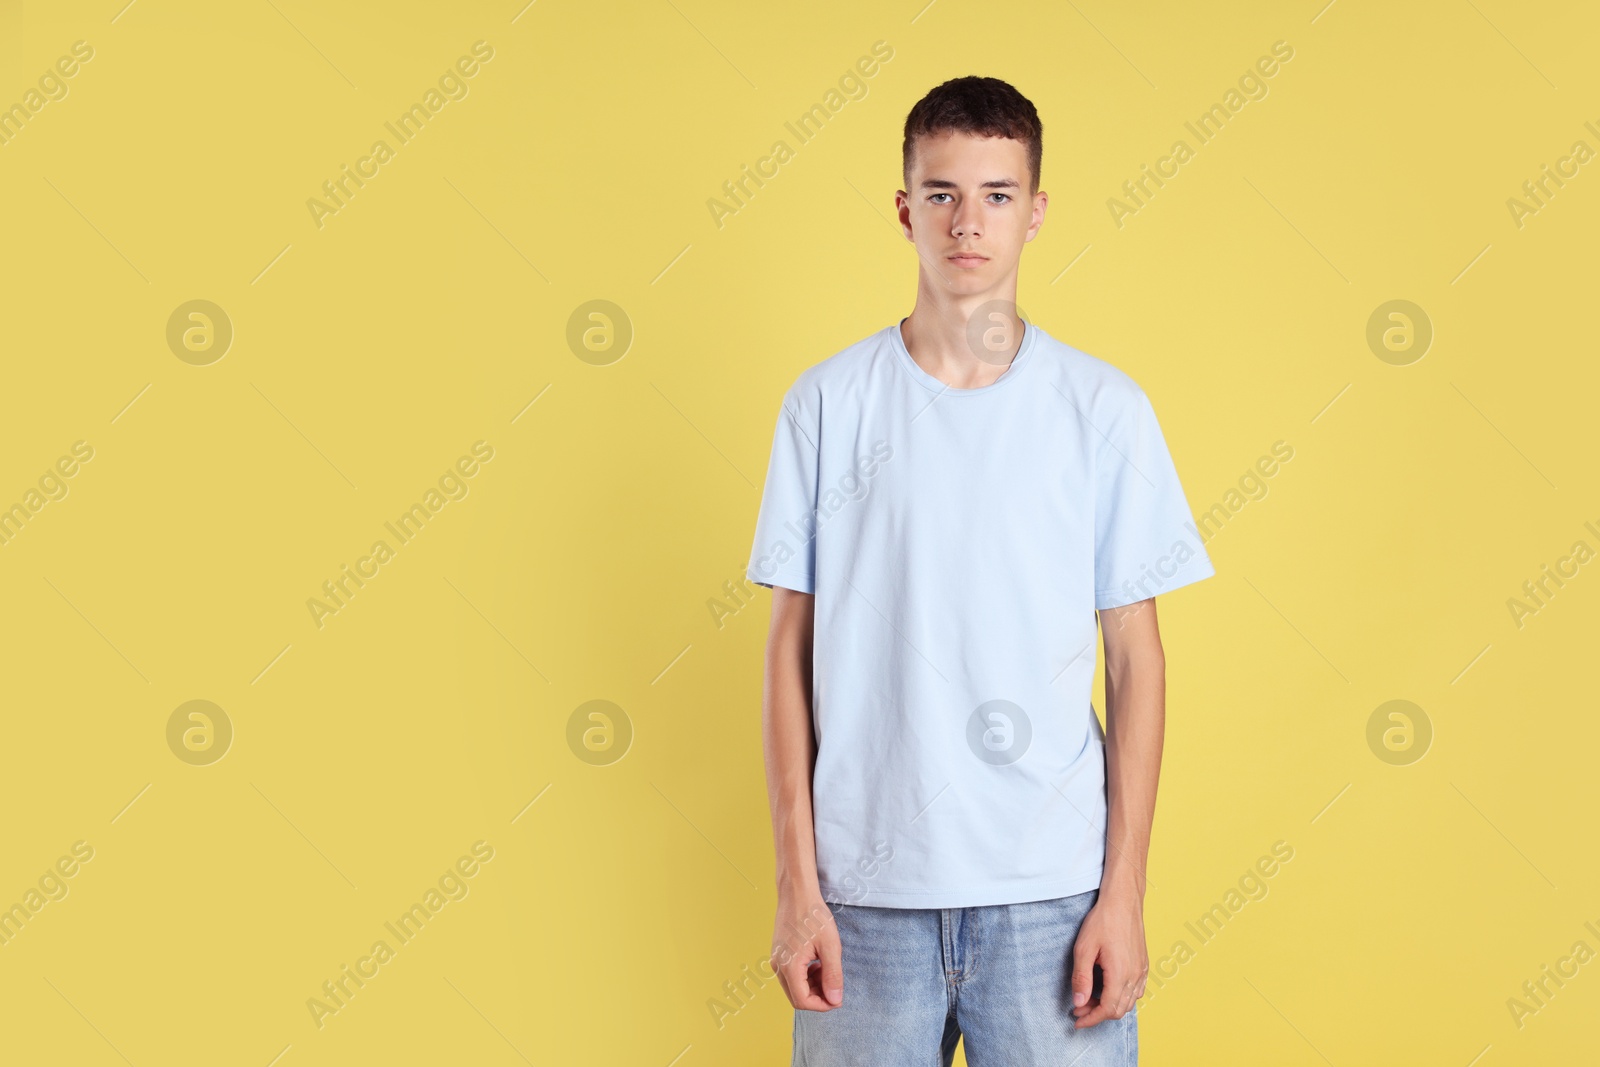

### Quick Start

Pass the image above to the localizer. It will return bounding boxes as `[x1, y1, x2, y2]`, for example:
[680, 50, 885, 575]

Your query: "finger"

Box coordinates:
[1074, 1000, 1112, 1029]
[1111, 986, 1134, 1020]
[1070, 938, 1099, 1009]
[1075, 1004, 1113, 1030]
[817, 924, 844, 1006]
[1070, 971, 1101, 1018]
[769, 950, 792, 1003]
[1096, 964, 1133, 1020]
[773, 961, 791, 1004]
[783, 953, 833, 1012]
[1078, 962, 1124, 1024]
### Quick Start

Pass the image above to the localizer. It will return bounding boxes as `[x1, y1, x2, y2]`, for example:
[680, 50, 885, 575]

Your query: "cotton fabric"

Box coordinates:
[748, 319, 1213, 908]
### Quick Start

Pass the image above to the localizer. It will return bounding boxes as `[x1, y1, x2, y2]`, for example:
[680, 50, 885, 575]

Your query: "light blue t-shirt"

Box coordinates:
[746, 318, 1215, 909]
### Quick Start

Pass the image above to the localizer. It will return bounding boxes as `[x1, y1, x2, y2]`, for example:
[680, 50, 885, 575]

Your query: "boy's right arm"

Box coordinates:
[762, 586, 844, 1011]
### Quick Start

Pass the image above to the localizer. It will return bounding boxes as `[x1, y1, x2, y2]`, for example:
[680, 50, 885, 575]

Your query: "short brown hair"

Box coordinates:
[902, 76, 1043, 194]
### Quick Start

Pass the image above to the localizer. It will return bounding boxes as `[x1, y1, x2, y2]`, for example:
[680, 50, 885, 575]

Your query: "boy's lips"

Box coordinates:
[948, 253, 988, 266]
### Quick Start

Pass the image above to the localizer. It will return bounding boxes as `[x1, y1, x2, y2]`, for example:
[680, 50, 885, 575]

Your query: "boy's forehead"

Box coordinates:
[910, 131, 1028, 182]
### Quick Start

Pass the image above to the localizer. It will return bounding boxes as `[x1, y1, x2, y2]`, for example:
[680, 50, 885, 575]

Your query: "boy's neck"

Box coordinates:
[900, 295, 1027, 390]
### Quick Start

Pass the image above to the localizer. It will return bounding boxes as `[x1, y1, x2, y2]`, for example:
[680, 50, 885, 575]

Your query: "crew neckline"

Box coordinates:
[888, 315, 1039, 396]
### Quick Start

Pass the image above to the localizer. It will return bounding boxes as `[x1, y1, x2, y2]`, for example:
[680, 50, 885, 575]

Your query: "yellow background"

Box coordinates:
[1, 0, 1596, 1064]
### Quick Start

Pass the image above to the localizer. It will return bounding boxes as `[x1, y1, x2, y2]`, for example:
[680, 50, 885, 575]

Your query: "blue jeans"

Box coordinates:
[792, 889, 1137, 1066]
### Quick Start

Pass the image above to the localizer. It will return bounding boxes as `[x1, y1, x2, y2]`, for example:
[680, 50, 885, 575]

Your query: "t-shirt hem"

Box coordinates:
[818, 867, 1105, 910]
[1095, 557, 1216, 611]
[746, 567, 814, 594]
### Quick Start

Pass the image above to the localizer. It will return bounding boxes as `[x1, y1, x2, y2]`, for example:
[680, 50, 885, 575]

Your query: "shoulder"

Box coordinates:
[1028, 327, 1174, 470]
[1028, 325, 1150, 416]
[776, 325, 892, 415]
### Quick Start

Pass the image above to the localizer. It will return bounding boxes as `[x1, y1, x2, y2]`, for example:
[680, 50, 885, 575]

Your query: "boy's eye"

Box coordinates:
[928, 192, 1011, 204]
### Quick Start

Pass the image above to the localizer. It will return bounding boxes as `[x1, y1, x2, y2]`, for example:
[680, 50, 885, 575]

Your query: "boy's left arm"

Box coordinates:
[1071, 596, 1166, 1030]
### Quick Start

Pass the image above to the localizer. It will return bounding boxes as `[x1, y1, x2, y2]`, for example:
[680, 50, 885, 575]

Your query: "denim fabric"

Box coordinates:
[793, 889, 1137, 1066]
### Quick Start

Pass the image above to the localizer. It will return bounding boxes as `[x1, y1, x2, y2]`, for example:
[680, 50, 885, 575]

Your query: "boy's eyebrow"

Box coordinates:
[919, 177, 1021, 190]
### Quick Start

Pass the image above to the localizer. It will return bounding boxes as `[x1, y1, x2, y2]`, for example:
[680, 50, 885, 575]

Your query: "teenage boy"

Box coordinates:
[747, 76, 1213, 1066]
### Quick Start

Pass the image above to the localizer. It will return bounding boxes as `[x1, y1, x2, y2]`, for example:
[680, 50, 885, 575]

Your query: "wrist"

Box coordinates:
[776, 868, 822, 900]
[1099, 863, 1148, 902]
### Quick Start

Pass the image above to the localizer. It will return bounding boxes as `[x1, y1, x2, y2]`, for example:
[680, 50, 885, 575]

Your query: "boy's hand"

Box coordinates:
[1069, 891, 1148, 1028]
[772, 892, 844, 1011]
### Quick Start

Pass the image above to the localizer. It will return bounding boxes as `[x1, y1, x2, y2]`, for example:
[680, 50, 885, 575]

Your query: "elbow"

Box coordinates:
[1105, 641, 1164, 685]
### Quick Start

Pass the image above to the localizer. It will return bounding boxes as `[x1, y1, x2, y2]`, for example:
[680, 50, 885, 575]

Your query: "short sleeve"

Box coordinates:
[745, 389, 819, 594]
[1094, 389, 1214, 610]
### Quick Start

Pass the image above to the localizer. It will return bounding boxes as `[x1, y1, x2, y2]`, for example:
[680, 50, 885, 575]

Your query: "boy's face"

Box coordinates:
[898, 131, 1045, 296]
